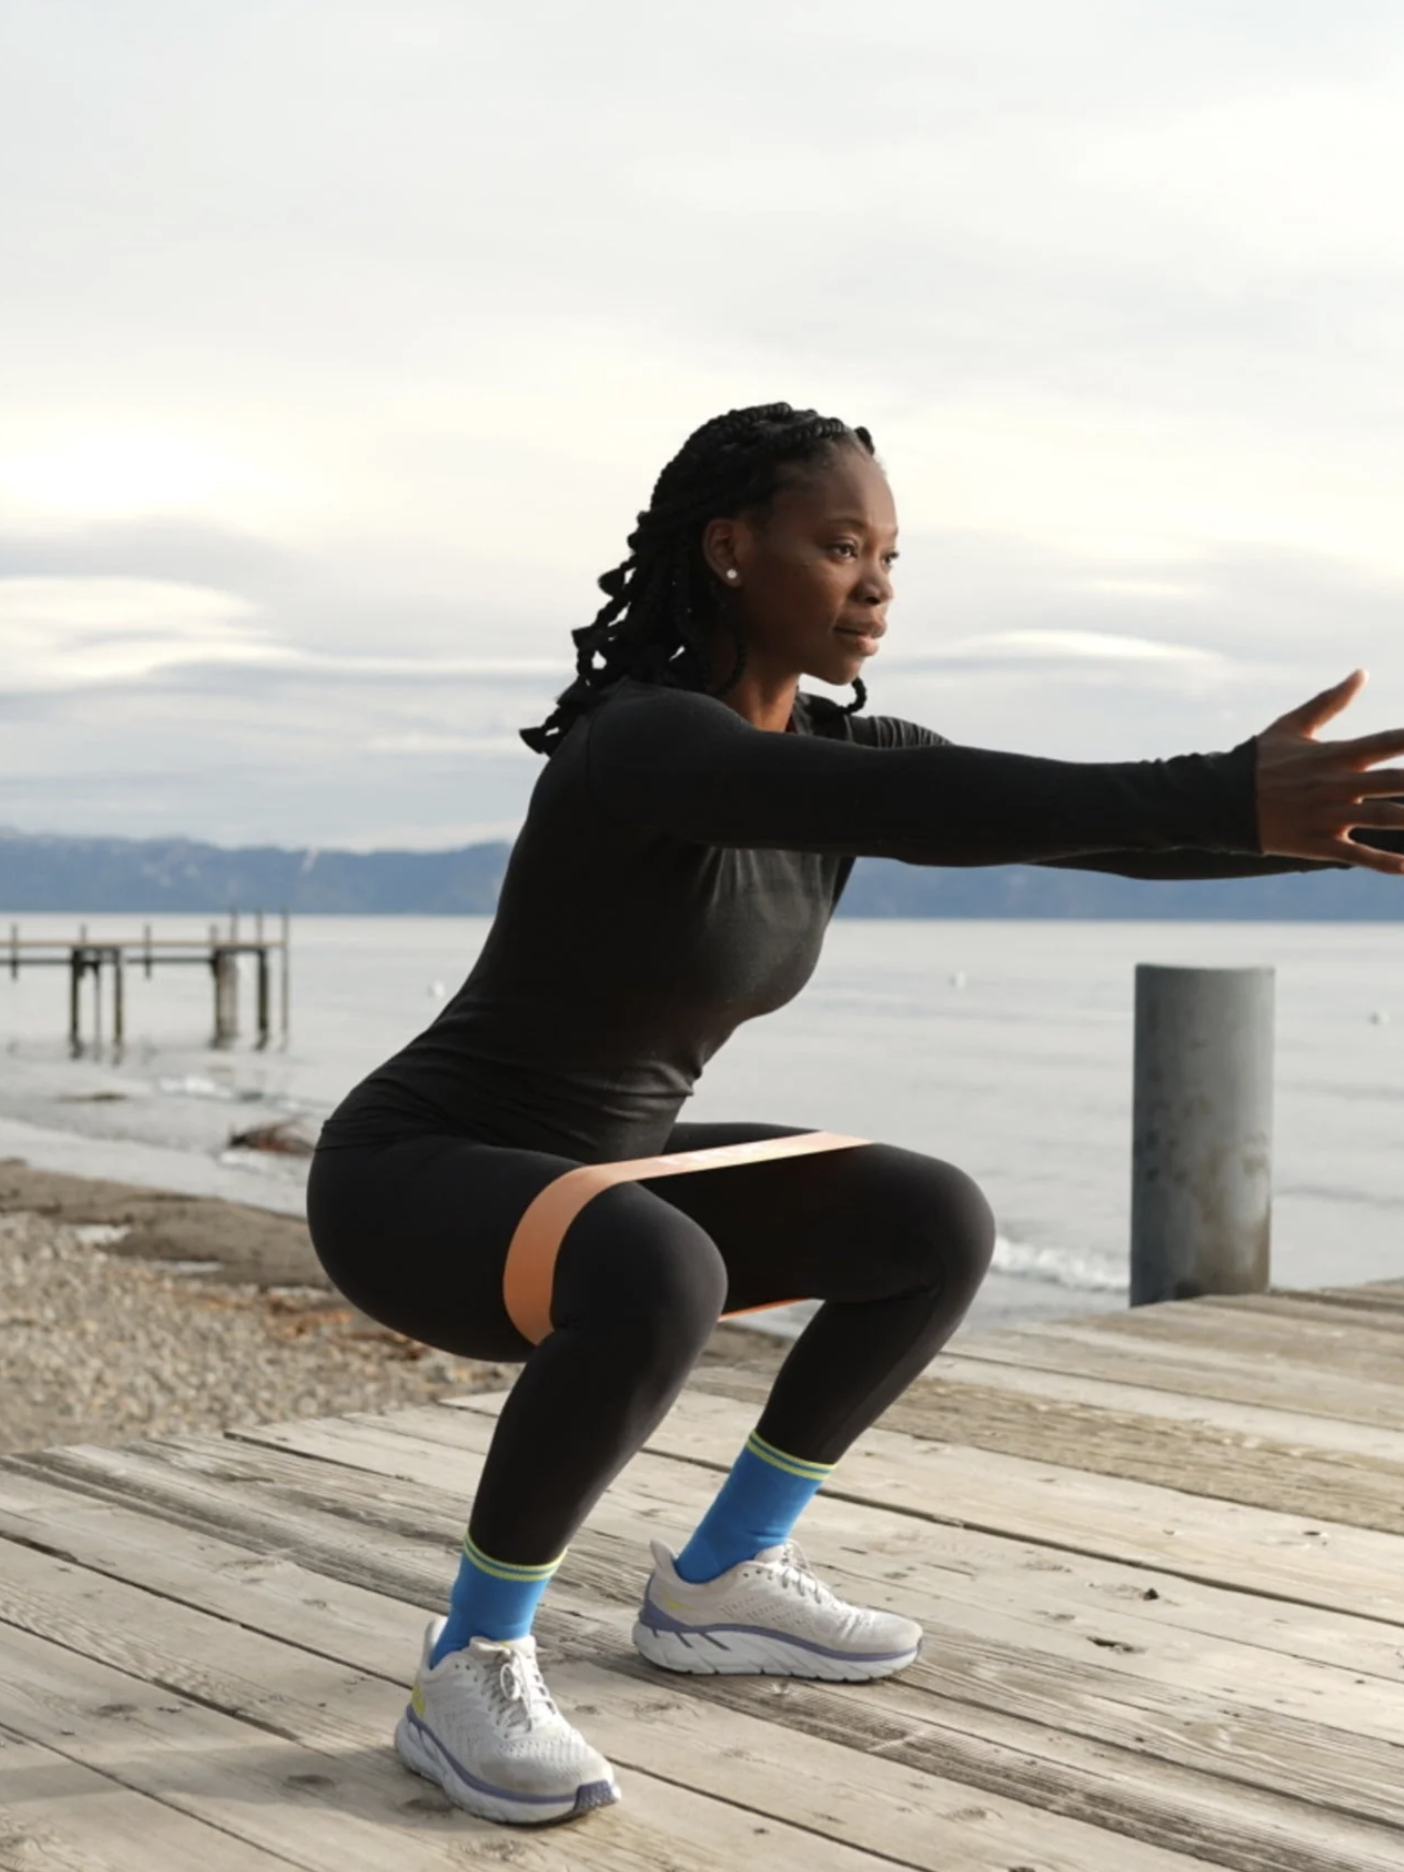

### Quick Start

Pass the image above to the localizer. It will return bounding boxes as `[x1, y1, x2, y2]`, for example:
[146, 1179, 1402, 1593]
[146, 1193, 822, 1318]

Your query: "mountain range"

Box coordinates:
[2, 828, 1401, 919]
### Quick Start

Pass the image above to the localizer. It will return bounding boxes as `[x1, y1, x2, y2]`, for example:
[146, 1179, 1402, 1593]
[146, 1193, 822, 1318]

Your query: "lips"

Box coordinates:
[836, 625, 885, 653]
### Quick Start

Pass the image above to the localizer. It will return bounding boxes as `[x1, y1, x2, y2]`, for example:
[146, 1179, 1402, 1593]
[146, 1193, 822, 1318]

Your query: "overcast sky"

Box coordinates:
[4, 0, 1404, 849]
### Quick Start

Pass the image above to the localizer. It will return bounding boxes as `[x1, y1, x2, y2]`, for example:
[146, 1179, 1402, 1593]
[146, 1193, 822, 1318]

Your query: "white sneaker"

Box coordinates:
[633, 1538, 922, 1681]
[394, 1620, 620, 1825]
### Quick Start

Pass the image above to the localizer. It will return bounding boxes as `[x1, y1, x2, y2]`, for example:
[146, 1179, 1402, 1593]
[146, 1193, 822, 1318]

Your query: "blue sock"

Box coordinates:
[673, 1430, 835, 1584]
[429, 1532, 563, 1665]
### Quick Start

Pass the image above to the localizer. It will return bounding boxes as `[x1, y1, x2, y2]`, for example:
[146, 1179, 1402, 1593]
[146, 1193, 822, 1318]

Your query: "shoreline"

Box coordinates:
[0, 1146, 1125, 1456]
[0, 1148, 1126, 1335]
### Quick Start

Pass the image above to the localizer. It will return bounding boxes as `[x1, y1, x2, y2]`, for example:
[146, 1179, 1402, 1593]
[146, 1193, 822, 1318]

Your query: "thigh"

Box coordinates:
[305, 1134, 580, 1362]
[653, 1120, 994, 1313]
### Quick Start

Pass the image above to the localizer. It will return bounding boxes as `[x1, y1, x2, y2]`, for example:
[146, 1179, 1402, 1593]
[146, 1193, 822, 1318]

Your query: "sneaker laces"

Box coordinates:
[487, 1645, 565, 1735]
[766, 1542, 842, 1607]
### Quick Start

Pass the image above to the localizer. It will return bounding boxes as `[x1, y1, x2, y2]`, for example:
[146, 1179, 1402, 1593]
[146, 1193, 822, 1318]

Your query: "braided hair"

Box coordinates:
[520, 402, 875, 756]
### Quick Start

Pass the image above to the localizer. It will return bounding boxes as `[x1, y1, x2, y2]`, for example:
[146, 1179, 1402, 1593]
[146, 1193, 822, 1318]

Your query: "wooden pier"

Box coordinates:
[4, 911, 290, 1057]
[3, 1284, 1404, 1870]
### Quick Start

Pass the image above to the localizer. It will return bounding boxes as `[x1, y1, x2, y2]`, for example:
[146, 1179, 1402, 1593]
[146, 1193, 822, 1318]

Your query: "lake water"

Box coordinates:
[1, 913, 1400, 1329]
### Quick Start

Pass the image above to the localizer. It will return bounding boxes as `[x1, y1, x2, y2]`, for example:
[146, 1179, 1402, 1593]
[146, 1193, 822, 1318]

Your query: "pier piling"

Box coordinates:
[212, 946, 239, 1047]
[67, 949, 82, 1058]
[6, 913, 291, 1056]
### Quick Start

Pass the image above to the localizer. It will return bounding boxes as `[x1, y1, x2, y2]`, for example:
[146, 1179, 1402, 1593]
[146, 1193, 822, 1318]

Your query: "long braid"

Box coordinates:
[521, 403, 875, 755]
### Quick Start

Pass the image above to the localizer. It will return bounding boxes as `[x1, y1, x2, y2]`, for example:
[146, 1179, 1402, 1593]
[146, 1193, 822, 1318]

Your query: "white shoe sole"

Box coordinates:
[394, 1708, 621, 1826]
[632, 1618, 919, 1682]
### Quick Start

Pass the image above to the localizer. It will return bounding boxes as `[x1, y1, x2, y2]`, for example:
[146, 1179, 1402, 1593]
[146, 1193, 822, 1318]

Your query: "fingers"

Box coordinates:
[1275, 668, 1367, 734]
[1341, 799, 1404, 830]
[1337, 730, 1404, 764]
[1329, 836, 1404, 877]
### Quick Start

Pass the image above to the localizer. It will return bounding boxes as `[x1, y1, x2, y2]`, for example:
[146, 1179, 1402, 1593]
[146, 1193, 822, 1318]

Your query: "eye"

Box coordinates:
[829, 541, 858, 558]
[884, 551, 901, 568]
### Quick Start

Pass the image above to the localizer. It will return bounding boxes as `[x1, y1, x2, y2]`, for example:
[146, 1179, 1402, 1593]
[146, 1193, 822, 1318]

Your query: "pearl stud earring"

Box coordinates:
[725, 569, 739, 581]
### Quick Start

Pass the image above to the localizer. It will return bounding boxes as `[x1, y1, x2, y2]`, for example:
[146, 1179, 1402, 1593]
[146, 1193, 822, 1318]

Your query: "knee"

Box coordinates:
[865, 1148, 997, 1302]
[552, 1181, 727, 1365]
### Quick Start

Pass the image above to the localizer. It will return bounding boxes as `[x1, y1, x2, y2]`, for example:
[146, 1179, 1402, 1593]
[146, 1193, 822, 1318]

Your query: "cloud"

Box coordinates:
[897, 629, 1227, 667]
[0, 577, 294, 690]
[3, 3, 1404, 838]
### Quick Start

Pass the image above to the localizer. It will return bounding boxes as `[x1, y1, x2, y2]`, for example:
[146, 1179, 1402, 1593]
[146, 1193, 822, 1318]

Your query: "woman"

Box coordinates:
[306, 402, 1404, 1827]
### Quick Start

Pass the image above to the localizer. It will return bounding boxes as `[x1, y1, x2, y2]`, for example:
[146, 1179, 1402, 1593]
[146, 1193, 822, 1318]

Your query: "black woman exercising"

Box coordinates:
[306, 402, 1404, 1826]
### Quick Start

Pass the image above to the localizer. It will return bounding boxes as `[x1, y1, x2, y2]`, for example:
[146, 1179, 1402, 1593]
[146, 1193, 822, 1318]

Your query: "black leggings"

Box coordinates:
[305, 1121, 995, 1564]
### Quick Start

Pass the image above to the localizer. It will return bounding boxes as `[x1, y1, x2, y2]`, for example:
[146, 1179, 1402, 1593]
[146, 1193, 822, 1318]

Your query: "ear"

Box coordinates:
[701, 516, 743, 585]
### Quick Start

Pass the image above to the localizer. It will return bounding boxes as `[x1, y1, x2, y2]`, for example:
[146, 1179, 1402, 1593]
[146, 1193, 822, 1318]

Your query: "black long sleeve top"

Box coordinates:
[317, 676, 1356, 1163]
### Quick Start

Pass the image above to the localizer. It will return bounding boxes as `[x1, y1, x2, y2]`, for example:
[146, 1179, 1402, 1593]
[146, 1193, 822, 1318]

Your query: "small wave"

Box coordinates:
[991, 1234, 1126, 1294]
[153, 1074, 242, 1101]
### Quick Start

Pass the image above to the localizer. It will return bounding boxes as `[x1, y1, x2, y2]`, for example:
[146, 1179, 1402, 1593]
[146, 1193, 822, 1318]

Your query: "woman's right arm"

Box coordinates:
[583, 673, 1404, 873]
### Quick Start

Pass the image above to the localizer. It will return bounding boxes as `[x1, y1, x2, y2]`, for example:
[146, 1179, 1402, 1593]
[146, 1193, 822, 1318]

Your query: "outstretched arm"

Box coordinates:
[584, 673, 1404, 875]
[1035, 821, 1404, 880]
[584, 684, 1266, 867]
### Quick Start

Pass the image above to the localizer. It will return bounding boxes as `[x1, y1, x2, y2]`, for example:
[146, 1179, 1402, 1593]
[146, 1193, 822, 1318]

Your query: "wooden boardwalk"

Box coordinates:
[4, 1285, 1404, 1870]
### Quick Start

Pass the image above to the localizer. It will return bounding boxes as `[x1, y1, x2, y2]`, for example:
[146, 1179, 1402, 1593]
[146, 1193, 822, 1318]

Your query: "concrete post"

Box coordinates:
[1130, 963, 1275, 1307]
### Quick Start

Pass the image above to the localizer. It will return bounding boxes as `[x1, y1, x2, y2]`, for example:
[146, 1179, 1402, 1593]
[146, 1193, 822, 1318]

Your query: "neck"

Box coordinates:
[701, 632, 798, 732]
[722, 674, 799, 733]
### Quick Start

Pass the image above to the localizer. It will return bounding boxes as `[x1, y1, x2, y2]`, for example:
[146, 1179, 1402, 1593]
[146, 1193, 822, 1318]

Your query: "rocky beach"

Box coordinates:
[0, 1158, 782, 1456]
[0, 1160, 513, 1455]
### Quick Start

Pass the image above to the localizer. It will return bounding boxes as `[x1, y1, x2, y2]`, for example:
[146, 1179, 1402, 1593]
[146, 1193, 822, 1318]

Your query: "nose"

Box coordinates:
[857, 558, 893, 606]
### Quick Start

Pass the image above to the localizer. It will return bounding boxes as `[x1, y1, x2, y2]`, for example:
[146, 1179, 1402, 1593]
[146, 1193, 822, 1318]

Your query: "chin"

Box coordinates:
[802, 650, 862, 686]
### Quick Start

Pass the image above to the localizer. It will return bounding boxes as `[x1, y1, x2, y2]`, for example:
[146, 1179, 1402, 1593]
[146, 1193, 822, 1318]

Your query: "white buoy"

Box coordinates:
[1369, 1009, 1390, 1025]
[428, 980, 447, 1000]
[949, 970, 967, 989]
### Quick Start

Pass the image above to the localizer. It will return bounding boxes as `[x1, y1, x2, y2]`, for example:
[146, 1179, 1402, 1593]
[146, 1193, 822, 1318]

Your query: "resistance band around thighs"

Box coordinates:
[501, 1131, 870, 1344]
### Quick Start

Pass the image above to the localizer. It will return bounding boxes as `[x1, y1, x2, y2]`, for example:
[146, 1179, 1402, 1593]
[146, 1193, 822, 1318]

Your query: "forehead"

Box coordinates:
[770, 446, 897, 533]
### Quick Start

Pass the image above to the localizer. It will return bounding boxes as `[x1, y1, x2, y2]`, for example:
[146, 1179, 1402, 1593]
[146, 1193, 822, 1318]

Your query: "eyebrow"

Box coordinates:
[825, 514, 900, 537]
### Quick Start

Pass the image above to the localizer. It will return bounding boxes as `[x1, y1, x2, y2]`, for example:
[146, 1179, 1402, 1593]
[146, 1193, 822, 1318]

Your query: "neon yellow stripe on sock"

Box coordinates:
[461, 1532, 565, 1582]
[746, 1431, 834, 1482]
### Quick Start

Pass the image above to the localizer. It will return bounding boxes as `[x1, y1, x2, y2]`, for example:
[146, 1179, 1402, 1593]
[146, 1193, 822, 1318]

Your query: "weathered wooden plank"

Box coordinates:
[0, 1619, 518, 1872]
[1083, 1302, 1404, 1376]
[0, 1533, 1225, 1872]
[1302, 1284, 1404, 1313]
[12, 1440, 1403, 1872]
[940, 1325, 1404, 1429]
[934, 1353, 1404, 1464]
[9, 1440, 1404, 1726]
[25, 1414, 1404, 1758]
[1197, 1294, 1404, 1333]
[692, 1361, 1404, 1535]
[0, 1731, 292, 1872]
[235, 1406, 1404, 1746]
[0, 1616, 895, 1872]
[0, 1819, 119, 1872]
[448, 1386, 1404, 1624]
[27, 1418, 1404, 1839]
[149, 1404, 1404, 1691]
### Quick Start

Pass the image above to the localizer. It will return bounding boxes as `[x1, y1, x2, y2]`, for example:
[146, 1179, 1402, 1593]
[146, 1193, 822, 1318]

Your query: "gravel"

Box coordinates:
[0, 1209, 511, 1455]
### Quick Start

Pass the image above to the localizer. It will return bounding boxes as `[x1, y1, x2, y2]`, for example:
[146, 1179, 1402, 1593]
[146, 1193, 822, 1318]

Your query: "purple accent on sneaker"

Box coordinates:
[406, 1706, 610, 1809]
[638, 1587, 916, 1664]
[572, 1779, 620, 1814]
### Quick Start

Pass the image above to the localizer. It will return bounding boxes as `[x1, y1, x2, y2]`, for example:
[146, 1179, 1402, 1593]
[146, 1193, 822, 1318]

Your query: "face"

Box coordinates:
[701, 444, 899, 688]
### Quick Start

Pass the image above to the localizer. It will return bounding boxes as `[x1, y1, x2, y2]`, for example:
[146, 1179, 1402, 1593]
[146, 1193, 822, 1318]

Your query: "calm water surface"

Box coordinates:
[2, 914, 1400, 1309]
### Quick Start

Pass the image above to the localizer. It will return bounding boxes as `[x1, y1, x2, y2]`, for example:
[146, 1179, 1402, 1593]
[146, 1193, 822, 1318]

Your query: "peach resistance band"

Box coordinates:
[501, 1130, 870, 1345]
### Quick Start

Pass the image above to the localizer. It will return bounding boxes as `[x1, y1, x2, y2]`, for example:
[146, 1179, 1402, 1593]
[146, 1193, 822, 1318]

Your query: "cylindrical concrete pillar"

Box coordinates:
[1130, 963, 1275, 1307]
